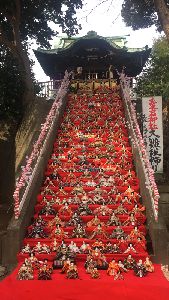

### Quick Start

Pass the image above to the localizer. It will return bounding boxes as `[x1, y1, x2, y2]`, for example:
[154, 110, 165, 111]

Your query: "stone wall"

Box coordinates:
[158, 185, 169, 230]
[1, 95, 68, 268]
[15, 97, 52, 175]
[121, 87, 169, 265]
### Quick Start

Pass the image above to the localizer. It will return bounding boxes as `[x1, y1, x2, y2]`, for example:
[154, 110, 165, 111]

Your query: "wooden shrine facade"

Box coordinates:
[34, 31, 151, 80]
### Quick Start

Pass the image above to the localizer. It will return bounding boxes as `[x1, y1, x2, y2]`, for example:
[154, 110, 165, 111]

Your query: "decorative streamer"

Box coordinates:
[120, 73, 159, 221]
[13, 71, 70, 219]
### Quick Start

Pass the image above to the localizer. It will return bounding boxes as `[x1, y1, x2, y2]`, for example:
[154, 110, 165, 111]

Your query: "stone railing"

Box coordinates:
[38, 80, 62, 98]
[120, 74, 169, 266]
[1, 72, 70, 267]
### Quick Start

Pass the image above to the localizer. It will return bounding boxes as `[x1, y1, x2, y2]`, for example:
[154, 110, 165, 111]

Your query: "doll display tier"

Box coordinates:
[17, 91, 151, 279]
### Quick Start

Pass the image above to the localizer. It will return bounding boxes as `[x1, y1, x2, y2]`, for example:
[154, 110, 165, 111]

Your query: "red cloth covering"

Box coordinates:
[15, 91, 153, 286]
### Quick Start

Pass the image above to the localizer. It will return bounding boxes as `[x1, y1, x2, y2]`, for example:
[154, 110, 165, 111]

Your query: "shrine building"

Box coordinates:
[34, 31, 151, 81]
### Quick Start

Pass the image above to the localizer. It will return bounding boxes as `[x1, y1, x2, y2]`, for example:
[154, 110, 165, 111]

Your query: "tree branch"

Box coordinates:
[14, 0, 21, 24]
[78, 0, 111, 22]
[154, 0, 169, 41]
[0, 25, 16, 53]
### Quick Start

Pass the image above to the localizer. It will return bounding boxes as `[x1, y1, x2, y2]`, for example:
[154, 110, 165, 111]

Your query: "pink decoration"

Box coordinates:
[120, 73, 159, 221]
[13, 71, 70, 219]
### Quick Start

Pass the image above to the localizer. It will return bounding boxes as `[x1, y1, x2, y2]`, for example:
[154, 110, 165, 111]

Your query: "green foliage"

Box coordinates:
[135, 37, 169, 99]
[135, 36, 169, 176]
[0, 45, 24, 121]
[0, 0, 83, 48]
[121, 0, 169, 32]
[0, 0, 83, 120]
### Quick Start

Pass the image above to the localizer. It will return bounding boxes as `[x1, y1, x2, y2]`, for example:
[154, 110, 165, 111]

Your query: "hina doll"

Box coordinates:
[89, 224, 108, 239]
[80, 241, 91, 254]
[91, 267, 100, 279]
[94, 204, 112, 216]
[50, 238, 59, 252]
[110, 226, 126, 239]
[111, 243, 121, 253]
[71, 195, 81, 205]
[104, 241, 113, 253]
[68, 241, 79, 254]
[72, 224, 86, 238]
[32, 216, 46, 227]
[87, 215, 103, 227]
[122, 195, 132, 205]
[133, 259, 147, 277]
[123, 213, 139, 226]
[85, 255, 97, 273]
[124, 243, 137, 254]
[27, 220, 47, 239]
[33, 242, 43, 253]
[106, 195, 116, 205]
[50, 224, 68, 240]
[91, 248, 108, 269]
[128, 226, 145, 241]
[131, 204, 145, 218]
[144, 257, 154, 273]
[38, 260, 53, 280]
[41, 244, 51, 254]
[47, 215, 65, 229]
[135, 237, 146, 253]
[44, 176, 55, 188]
[118, 260, 128, 273]
[27, 253, 40, 269]
[92, 239, 105, 252]
[17, 263, 34, 280]
[39, 202, 56, 216]
[21, 244, 32, 254]
[66, 262, 79, 279]
[66, 212, 82, 226]
[55, 244, 69, 268]
[72, 184, 85, 195]
[77, 203, 92, 215]
[123, 254, 136, 270]
[61, 258, 71, 273]
[114, 204, 128, 215]
[41, 186, 56, 196]
[107, 213, 121, 226]
[107, 259, 120, 278]
[58, 203, 73, 217]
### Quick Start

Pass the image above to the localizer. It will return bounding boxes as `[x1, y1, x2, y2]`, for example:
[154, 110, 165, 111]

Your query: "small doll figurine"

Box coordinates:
[91, 267, 100, 279]
[72, 224, 86, 238]
[124, 243, 137, 254]
[89, 224, 108, 239]
[39, 202, 56, 216]
[110, 226, 126, 240]
[80, 241, 91, 254]
[66, 262, 79, 279]
[21, 243, 32, 254]
[50, 238, 59, 252]
[38, 260, 53, 280]
[144, 257, 154, 273]
[107, 259, 122, 280]
[61, 258, 71, 274]
[123, 254, 136, 270]
[17, 263, 34, 280]
[133, 259, 147, 278]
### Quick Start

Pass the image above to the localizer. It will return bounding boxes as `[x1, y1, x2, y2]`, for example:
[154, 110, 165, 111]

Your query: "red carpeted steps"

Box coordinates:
[16, 90, 150, 273]
[1, 89, 169, 300]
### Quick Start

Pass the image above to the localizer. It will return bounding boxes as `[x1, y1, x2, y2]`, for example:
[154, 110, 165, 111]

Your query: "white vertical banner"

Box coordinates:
[142, 96, 163, 173]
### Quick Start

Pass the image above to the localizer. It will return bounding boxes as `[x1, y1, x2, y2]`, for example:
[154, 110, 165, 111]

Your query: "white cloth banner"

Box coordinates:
[142, 96, 163, 173]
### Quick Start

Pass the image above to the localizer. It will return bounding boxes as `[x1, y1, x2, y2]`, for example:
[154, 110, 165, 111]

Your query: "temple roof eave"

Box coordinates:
[34, 35, 151, 78]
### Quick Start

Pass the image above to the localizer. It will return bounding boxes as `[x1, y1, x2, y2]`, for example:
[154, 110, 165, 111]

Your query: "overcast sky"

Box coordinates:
[32, 0, 161, 81]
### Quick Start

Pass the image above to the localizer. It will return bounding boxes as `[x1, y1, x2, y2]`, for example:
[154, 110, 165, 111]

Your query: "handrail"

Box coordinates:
[120, 74, 159, 221]
[13, 71, 71, 219]
[38, 80, 62, 98]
